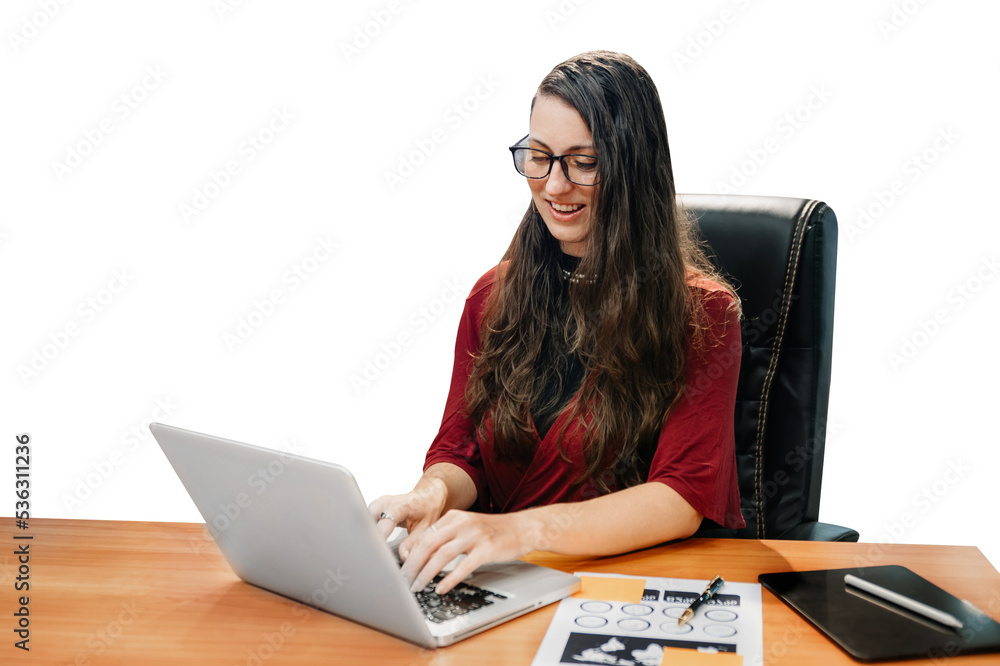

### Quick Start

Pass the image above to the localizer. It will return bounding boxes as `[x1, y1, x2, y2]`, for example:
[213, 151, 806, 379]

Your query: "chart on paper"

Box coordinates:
[532, 572, 763, 666]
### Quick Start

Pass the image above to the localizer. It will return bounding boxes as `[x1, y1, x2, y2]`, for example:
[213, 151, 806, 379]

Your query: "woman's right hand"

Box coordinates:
[368, 476, 449, 542]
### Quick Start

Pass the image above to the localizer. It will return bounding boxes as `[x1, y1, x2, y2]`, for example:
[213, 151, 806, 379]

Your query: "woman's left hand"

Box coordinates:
[398, 509, 535, 595]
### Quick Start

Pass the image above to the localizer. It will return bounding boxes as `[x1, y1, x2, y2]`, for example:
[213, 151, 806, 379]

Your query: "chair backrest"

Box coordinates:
[678, 194, 838, 539]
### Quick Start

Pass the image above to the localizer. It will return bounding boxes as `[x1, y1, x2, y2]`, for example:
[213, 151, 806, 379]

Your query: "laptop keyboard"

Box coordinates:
[413, 574, 508, 624]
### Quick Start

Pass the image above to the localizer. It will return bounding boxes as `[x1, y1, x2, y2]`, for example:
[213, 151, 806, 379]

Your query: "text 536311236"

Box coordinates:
[14, 432, 32, 652]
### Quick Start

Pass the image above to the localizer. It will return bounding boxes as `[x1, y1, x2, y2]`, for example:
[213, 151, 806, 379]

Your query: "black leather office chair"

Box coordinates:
[679, 194, 858, 542]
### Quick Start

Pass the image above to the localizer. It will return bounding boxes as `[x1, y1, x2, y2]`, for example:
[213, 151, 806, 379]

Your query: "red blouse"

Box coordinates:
[423, 265, 745, 529]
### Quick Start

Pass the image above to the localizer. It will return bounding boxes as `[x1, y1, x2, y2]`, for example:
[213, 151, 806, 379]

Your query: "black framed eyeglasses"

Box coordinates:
[508, 135, 600, 186]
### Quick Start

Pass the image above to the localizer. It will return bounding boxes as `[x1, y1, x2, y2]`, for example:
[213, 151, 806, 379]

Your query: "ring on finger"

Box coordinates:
[379, 512, 396, 523]
[429, 523, 438, 533]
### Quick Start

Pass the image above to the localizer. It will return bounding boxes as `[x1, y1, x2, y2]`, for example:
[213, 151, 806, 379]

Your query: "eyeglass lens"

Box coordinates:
[512, 148, 598, 185]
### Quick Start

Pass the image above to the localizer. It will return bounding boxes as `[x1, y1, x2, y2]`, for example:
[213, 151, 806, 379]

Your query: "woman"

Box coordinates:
[370, 51, 744, 596]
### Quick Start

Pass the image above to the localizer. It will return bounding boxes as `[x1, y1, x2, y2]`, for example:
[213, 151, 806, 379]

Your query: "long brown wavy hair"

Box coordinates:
[465, 51, 737, 492]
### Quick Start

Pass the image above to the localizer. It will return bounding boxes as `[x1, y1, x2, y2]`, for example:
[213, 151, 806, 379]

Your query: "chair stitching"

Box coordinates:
[753, 200, 815, 538]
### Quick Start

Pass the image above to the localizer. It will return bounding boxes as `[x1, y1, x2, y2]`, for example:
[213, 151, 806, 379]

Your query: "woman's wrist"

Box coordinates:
[511, 505, 559, 555]
[411, 475, 448, 515]
[419, 463, 477, 512]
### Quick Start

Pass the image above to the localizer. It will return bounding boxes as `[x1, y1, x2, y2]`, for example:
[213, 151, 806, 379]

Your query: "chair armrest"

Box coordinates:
[777, 521, 859, 542]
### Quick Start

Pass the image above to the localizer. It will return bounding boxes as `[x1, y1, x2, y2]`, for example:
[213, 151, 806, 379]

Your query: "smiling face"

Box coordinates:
[527, 95, 599, 257]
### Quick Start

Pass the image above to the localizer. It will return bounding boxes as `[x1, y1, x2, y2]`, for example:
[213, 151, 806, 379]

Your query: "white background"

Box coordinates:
[3, 1, 998, 569]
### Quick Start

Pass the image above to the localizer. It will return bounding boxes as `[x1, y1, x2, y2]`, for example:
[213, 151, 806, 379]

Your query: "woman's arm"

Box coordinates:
[517, 480, 701, 554]
[398, 481, 701, 594]
[368, 462, 477, 538]
[421, 462, 478, 512]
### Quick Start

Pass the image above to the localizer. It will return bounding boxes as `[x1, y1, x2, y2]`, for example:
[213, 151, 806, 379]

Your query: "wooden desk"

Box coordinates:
[6, 519, 999, 665]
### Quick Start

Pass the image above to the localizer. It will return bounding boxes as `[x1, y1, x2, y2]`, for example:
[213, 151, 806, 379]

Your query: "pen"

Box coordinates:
[678, 575, 724, 625]
[844, 574, 964, 630]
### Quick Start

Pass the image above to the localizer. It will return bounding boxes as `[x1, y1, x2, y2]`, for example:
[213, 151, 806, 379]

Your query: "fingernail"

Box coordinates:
[399, 545, 408, 560]
[409, 580, 422, 593]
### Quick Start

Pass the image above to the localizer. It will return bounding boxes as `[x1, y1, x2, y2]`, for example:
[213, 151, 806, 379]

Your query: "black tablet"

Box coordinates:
[758, 565, 1000, 662]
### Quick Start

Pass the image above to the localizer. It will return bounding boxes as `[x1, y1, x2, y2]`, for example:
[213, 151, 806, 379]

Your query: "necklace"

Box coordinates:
[560, 266, 590, 283]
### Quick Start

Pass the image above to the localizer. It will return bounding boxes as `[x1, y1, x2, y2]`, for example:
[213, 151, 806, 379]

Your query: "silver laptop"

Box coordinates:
[149, 422, 580, 647]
